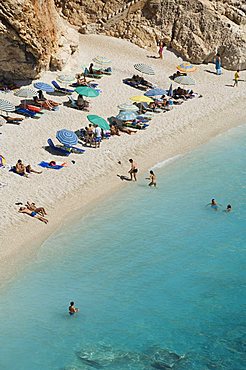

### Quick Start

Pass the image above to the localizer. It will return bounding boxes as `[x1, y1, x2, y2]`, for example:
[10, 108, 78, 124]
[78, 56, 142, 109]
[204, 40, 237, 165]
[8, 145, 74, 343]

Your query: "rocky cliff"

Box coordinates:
[56, 0, 246, 70]
[0, 0, 78, 80]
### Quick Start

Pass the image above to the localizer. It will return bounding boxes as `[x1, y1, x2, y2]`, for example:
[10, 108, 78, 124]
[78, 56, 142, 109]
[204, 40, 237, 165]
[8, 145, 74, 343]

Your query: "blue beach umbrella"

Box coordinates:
[145, 88, 167, 97]
[56, 129, 78, 146]
[116, 111, 137, 121]
[34, 82, 54, 93]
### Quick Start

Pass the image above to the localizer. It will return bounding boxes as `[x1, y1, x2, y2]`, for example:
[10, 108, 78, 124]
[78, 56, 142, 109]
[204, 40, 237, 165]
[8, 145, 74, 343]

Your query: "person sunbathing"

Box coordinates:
[75, 74, 88, 86]
[110, 125, 120, 136]
[15, 160, 42, 176]
[26, 201, 47, 217]
[89, 63, 103, 75]
[18, 207, 48, 224]
[33, 96, 60, 110]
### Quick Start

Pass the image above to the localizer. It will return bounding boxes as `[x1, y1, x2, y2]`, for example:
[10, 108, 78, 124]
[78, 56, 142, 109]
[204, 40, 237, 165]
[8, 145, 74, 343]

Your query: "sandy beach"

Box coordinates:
[0, 34, 245, 286]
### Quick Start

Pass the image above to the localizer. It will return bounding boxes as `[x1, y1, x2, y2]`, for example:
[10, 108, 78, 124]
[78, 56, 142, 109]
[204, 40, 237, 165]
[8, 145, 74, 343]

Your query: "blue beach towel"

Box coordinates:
[38, 161, 64, 170]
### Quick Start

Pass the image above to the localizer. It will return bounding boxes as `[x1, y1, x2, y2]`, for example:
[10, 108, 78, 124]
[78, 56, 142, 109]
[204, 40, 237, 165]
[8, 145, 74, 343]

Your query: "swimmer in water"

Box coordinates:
[146, 170, 157, 187]
[206, 198, 222, 210]
[224, 204, 232, 212]
[69, 301, 79, 315]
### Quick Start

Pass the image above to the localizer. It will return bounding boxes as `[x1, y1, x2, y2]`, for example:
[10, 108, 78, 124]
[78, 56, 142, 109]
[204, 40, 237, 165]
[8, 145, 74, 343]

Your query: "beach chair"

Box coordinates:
[15, 107, 37, 118]
[47, 139, 71, 156]
[123, 79, 147, 91]
[26, 104, 43, 113]
[51, 81, 74, 94]
[64, 145, 85, 154]
[84, 68, 103, 79]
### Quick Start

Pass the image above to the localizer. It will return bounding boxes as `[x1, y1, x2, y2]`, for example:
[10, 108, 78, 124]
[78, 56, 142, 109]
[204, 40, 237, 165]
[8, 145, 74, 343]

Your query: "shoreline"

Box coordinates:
[0, 34, 246, 287]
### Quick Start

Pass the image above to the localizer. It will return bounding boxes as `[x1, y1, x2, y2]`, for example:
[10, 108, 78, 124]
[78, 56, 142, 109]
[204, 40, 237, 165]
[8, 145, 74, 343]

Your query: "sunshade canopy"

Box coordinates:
[118, 103, 139, 112]
[15, 88, 36, 98]
[176, 62, 197, 73]
[87, 115, 110, 130]
[75, 86, 99, 97]
[57, 74, 75, 84]
[134, 63, 155, 75]
[174, 76, 195, 85]
[130, 95, 153, 103]
[0, 99, 15, 112]
[144, 88, 167, 97]
[34, 82, 54, 93]
[116, 111, 137, 121]
[56, 129, 78, 146]
[93, 56, 111, 65]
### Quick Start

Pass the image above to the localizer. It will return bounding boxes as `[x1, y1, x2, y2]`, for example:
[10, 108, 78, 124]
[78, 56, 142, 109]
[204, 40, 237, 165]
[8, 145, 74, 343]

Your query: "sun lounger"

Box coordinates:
[123, 79, 147, 91]
[15, 107, 37, 118]
[84, 68, 103, 79]
[52, 80, 74, 94]
[64, 145, 85, 154]
[47, 138, 71, 156]
[26, 104, 43, 113]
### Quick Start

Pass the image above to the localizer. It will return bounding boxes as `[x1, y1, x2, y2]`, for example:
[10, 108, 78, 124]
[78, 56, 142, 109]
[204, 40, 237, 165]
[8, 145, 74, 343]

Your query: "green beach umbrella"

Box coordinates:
[75, 86, 99, 98]
[87, 115, 110, 130]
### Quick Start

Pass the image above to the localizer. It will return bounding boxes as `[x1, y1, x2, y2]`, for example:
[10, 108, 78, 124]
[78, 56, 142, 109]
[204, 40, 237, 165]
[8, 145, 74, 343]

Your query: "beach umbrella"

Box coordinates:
[174, 76, 195, 85]
[116, 111, 137, 121]
[144, 88, 167, 97]
[176, 62, 197, 73]
[118, 103, 139, 112]
[0, 99, 15, 113]
[75, 86, 99, 98]
[56, 129, 78, 146]
[15, 88, 37, 98]
[87, 115, 110, 131]
[130, 95, 153, 103]
[34, 82, 54, 93]
[167, 83, 173, 97]
[93, 56, 111, 65]
[0, 155, 6, 167]
[57, 74, 75, 85]
[134, 63, 155, 75]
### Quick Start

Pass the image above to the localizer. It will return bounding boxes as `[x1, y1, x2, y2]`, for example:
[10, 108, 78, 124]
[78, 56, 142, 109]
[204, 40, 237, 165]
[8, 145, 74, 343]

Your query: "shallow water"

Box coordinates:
[0, 125, 245, 370]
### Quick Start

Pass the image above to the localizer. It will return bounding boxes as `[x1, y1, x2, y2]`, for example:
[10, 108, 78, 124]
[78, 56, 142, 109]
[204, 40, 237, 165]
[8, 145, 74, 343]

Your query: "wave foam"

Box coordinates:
[152, 154, 182, 170]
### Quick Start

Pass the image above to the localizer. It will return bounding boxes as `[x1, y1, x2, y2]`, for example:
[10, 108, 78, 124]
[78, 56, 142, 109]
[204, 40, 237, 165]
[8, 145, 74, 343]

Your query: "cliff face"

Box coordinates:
[0, 0, 59, 79]
[56, 0, 246, 70]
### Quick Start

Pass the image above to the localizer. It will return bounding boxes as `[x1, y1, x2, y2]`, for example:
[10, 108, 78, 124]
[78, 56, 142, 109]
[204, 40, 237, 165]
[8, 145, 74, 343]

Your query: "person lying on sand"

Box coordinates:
[15, 160, 42, 177]
[18, 207, 48, 224]
[26, 201, 47, 217]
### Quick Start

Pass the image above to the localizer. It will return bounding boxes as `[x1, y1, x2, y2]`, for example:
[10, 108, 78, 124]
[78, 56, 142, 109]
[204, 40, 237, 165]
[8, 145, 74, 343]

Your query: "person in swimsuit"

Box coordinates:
[207, 198, 221, 210]
[158, 41, 164, 59]
[146, 170, 157, 187]
[128, 159, 138, 181]
[224, 204, 232, 212]
[69, 301, 79, 315]
[18, 207, 48, 223]
[26, 201, 47, 217]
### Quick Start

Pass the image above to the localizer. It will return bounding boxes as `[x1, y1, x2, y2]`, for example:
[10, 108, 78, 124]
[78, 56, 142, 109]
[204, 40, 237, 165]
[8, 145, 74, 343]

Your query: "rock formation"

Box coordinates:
[56, 0, 246, 70]
[0, 0, 78, 80]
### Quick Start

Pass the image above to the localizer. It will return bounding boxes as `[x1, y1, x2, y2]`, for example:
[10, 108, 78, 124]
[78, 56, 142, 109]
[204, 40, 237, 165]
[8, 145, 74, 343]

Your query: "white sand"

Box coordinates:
[0, 34, 245, 285]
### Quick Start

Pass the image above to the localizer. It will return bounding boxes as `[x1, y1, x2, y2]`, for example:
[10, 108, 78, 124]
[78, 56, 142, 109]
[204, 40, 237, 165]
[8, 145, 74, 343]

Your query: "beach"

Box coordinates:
[0, 34, 245, 286]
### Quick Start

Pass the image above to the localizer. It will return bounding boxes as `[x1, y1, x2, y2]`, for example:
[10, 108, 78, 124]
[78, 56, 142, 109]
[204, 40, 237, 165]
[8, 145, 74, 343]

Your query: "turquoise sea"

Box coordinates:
[0, 125, 245, 370]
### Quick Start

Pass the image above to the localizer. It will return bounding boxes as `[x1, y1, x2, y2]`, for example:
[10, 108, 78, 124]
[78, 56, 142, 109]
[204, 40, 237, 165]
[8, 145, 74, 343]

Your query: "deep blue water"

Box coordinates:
[0, 125, 245, 370]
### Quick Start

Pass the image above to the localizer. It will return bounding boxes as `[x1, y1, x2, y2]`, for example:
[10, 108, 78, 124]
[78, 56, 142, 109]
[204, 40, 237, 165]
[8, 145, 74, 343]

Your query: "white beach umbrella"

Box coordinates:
[15, 88, 37, 98]
[57, 74, 76, 84]
[174, 76, 195, 86]
[134, 63, 155, 75]
[118, 103, 139, 112]
[93, 56, 111, 65]
[0, 99, 15, 113]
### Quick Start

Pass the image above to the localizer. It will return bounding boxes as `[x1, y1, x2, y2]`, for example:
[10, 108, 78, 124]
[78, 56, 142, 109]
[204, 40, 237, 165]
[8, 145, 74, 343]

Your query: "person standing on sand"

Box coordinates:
[215, 53, 222, 75]
[233, 70, 240, 87]
[146, 170, 157, 187]
[158, 41, 164, 59]
[128, 159, 138, 181]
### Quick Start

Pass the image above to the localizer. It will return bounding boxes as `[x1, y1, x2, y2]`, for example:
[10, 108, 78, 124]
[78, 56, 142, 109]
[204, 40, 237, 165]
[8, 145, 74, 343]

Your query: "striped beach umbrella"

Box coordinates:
[116, 111, 137, 121]
[118, 103, 139, 112]
[75, 86, 99, 98]
[134, 63, 155, 75]
[93, 56, 111, 65]
[56, 129, 78, 146]
[145, 88, 167, 97]
[177, 62, 197, 73]
[0, 99, 15, 112]
[130, 95, 153, 103]
[34, 82, 54, 93]
[15, 88, 37, 98]
[174, 76, 195, 85]
[57, 74, 75, 84]
[87, 115, 110, 131]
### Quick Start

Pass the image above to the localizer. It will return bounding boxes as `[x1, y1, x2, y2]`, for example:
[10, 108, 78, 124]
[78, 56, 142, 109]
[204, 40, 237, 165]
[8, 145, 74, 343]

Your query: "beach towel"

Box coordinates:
[38, 161, 66, 170]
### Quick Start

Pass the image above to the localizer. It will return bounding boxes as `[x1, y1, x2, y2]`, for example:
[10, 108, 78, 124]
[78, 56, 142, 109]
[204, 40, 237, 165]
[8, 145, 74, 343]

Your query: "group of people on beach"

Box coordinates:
[117, 158, 157, 187]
